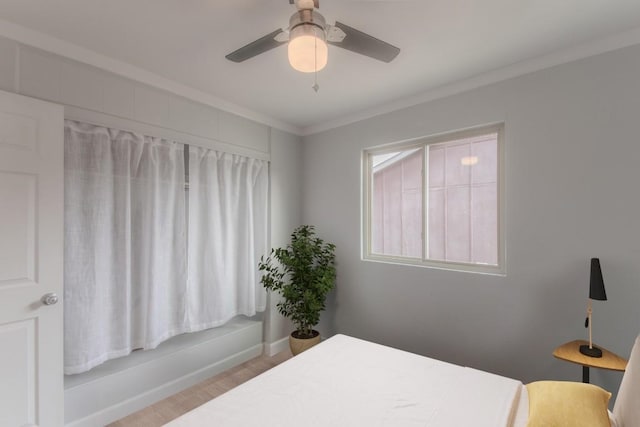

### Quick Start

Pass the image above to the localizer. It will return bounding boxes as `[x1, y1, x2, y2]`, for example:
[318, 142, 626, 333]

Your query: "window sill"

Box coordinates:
[362, 254, 506, 276]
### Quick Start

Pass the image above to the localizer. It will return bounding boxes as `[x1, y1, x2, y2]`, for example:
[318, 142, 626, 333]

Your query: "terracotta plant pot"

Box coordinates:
[289, 330, 321, 355]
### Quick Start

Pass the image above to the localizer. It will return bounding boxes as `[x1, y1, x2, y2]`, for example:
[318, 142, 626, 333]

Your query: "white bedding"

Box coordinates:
[166, 334, 527, 427]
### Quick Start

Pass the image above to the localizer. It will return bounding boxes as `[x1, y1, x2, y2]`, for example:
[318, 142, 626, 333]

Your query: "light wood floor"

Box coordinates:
[108, 350, 292, 427]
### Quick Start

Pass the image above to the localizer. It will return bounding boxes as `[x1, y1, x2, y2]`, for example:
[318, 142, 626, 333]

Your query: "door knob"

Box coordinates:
[41, 293, 59, 306]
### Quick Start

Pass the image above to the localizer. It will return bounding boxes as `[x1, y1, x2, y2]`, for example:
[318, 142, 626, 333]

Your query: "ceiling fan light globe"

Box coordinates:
[288, 24, 328, 73]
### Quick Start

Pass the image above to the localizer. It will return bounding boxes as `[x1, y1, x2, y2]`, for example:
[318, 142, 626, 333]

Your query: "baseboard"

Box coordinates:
[66, 344, 262, 427]
[265, 335, 290, 356]
[65, 318, 263, 427]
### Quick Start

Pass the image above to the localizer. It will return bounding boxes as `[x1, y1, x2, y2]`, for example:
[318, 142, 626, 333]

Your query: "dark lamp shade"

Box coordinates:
[589, 258, 607, 301]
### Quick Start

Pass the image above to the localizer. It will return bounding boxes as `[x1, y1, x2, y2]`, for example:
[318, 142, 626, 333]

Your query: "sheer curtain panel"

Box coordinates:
[64, 120, 187, 374]
[187, 147, 268, 330]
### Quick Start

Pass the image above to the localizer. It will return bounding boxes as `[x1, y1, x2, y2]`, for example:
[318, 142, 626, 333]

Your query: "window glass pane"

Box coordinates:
[371, 149, 423, 257]
[428, 188, 445, 260]
[445, 143, 470, 186]
[428, 146, 444, 188]
[471, 183, 498, 265]
[471, 135, 497, 184]
[446, 186, 471, 262]
[382, 161, 403, 256]
[371, 172, 384, 254]
[427, 132, 498, 267]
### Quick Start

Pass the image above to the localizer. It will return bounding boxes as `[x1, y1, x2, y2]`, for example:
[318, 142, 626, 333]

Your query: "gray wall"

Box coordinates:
[302, 43, 640, 399]
[265, 128, 303, 345]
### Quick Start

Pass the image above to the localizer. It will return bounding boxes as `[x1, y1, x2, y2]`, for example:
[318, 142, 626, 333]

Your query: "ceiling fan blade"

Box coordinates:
[328, 21, 400, 63]
[225, 29, 287, 63]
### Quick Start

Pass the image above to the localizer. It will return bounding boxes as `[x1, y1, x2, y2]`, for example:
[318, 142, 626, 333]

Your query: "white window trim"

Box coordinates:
[362, 123, 506, 276]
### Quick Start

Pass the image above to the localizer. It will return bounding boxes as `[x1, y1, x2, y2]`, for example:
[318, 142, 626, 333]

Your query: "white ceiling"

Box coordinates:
[1, 0, 640, 134]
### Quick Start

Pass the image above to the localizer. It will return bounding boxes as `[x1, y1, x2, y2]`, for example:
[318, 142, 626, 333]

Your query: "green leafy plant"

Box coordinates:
[259, 225, 336, 339]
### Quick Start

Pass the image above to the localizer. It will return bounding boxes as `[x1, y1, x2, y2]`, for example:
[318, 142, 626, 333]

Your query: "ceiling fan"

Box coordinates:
[225, 0, 400, 74]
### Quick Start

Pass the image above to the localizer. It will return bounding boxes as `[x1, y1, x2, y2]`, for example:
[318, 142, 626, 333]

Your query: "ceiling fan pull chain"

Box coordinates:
[313, 35, 320, 92]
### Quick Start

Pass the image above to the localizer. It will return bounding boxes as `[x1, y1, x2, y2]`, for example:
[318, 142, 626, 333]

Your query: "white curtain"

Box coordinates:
[64, 120, 187, 374]
[64, 120, 268, 375]
[187, 147, 268, 329]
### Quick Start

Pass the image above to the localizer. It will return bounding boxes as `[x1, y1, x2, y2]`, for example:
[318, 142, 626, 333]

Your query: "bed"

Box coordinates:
[166, 333, 640, 427]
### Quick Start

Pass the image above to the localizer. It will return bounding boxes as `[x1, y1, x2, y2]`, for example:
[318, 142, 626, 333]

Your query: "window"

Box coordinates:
[363, 124, 504, 274]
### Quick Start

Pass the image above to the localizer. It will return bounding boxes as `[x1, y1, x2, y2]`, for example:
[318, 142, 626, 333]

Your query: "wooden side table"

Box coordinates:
[553, 340, 627, 383]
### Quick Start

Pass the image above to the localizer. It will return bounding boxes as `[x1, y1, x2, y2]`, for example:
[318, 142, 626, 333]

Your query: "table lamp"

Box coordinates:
[579, 258, 607, 358]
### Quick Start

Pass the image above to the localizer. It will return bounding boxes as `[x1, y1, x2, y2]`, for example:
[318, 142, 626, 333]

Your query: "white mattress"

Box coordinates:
[166, 334, 527, 427]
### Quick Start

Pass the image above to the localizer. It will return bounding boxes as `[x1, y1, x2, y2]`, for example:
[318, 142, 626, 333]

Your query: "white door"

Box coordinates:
[0, 90, 64, 427]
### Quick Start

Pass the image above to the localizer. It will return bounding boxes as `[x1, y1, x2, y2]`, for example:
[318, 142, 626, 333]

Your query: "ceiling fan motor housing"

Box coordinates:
[289, 9, 326, 33]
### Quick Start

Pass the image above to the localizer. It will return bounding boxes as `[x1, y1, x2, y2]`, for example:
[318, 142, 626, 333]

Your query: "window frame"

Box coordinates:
[362, 123, 506, 275]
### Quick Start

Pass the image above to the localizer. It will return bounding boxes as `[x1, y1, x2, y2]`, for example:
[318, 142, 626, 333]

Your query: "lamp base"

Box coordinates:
[579, 344, 603, 358]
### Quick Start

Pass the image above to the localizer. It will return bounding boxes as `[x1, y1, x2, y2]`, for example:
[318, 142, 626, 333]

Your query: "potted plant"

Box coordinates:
[259, 225, 336, 355]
